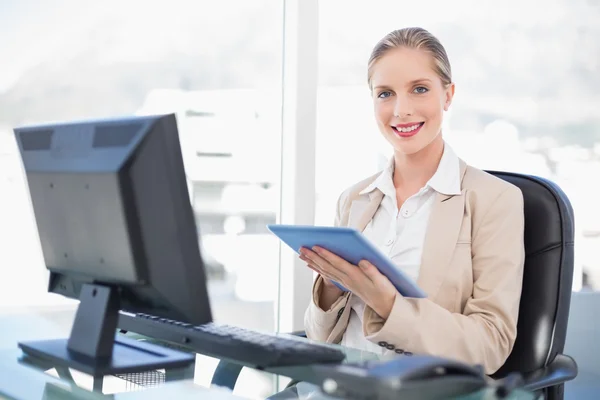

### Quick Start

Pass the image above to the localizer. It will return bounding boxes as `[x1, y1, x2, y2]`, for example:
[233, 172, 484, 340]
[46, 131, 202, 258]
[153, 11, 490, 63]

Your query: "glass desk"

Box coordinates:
[0, 306, 535, 399]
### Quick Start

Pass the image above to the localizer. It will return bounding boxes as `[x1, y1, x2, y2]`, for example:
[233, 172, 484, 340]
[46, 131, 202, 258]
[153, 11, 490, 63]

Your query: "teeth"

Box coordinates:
[396, 123, 422, 133]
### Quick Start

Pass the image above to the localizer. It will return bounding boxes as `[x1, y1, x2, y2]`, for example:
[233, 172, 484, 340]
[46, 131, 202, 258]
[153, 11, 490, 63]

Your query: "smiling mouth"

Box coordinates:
[392, 122, 424, 137]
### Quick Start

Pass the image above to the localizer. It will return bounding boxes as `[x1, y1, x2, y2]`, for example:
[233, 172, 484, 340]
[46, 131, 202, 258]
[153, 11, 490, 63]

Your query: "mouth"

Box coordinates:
[392, 122, 424, 138]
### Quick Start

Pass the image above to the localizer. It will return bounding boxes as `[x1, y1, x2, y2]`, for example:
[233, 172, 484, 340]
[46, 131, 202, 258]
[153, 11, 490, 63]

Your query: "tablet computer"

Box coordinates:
[267, 224, 427, 298]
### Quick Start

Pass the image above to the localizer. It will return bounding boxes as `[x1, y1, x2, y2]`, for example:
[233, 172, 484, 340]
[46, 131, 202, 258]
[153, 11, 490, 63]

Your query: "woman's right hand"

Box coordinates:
[300, 249, 344, 310]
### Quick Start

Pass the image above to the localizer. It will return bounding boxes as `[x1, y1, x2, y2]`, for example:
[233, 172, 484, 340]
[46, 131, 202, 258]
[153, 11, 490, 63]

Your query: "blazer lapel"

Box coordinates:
[417, 160, 468, 299]
[347, 190, 385, 232]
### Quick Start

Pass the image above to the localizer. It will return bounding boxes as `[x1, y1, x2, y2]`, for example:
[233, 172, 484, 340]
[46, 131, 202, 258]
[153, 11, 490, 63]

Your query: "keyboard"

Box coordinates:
[117, 312, 346, 368]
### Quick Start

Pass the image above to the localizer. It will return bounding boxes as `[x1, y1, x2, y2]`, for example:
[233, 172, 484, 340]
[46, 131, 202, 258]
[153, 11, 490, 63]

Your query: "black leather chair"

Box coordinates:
[487, 171, 577, 400]
[212, 171, 578, 399]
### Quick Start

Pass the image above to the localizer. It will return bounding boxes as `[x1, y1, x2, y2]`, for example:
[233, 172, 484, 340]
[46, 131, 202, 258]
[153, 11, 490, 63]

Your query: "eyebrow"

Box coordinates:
[410, 78, 433, 85]
[373, 78, 433, 91]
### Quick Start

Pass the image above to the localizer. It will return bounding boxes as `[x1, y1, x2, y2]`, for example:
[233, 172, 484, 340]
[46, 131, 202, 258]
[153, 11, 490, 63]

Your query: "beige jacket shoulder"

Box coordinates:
[303, 159, 525, 375]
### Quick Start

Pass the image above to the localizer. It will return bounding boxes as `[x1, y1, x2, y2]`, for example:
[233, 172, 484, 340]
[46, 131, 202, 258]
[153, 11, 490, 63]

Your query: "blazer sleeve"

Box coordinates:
[304, 192, 350, 342]
[362, 185, 525, 375]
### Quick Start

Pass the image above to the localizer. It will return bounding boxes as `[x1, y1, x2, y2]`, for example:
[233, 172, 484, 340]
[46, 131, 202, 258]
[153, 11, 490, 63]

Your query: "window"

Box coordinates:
[0, 1, 283, 396]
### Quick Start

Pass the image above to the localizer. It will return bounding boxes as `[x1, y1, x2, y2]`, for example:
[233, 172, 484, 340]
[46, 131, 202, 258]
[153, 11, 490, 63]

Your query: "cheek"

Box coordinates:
[374, 101, 391, 122]
[421, 100, 444, 122]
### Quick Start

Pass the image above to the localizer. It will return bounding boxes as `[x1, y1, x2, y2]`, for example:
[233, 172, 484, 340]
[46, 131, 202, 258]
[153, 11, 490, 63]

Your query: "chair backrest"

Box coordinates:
[486, 171, 575, 378]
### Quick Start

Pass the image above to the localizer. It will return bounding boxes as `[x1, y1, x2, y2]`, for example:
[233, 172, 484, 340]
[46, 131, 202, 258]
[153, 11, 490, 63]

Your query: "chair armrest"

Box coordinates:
[522, 354, 578, 392]
[211, 360, 244, 390]
[289, 330, 307, 338]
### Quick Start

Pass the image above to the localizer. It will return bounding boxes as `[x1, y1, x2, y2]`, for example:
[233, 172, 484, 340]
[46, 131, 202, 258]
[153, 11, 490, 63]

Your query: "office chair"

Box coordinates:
[211, 171, 578, 399]
[487, 170, 577, 400]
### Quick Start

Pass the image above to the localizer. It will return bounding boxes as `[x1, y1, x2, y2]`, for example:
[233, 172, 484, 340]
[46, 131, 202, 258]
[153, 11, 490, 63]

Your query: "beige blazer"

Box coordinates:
[304, 159, 525, 375]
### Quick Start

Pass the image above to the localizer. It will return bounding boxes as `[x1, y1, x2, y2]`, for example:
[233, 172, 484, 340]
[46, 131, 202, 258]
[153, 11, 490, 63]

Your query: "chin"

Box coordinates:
[386, 134, 427, 155]
[394, 142, 427, 155]
[389, 129, 442, 155]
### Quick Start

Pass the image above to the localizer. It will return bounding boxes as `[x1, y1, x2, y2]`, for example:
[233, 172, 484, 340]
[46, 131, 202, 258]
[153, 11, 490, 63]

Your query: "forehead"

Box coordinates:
[370, 47, 439, 86]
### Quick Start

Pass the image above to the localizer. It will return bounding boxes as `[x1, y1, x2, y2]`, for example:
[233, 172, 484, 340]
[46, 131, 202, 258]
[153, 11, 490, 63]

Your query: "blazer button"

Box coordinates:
[404, 351, 413, 356]
[385, 344, 395, 350]
[394, 349, 404, 354]
[378, 341, 388, 347]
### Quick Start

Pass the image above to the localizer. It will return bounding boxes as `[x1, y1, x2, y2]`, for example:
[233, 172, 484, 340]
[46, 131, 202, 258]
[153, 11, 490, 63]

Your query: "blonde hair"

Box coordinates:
[367, 27, 452, 88]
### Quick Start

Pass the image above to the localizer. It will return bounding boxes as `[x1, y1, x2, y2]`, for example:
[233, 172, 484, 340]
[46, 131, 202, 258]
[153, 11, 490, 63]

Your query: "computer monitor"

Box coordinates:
[13, 113, 213, 375]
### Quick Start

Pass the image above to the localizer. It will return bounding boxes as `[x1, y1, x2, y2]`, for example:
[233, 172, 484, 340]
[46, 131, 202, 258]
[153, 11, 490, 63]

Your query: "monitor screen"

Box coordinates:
[15, 113, 212, 325]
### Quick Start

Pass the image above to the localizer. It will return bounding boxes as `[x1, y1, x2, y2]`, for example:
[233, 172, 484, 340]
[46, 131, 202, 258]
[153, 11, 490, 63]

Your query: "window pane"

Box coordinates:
[0, 2, 283, 395]
[316, 0, 599, 292]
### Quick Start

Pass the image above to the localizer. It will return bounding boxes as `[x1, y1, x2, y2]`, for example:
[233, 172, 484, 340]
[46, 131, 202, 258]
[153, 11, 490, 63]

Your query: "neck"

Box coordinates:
[392, 135, 445, 189]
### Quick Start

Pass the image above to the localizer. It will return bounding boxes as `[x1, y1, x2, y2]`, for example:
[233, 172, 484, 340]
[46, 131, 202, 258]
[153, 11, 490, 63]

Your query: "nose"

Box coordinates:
[393, 95, 413, 118]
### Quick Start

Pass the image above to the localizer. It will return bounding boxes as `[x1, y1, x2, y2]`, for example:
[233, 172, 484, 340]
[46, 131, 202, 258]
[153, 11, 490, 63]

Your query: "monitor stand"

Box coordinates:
[18, 283, 195, 376]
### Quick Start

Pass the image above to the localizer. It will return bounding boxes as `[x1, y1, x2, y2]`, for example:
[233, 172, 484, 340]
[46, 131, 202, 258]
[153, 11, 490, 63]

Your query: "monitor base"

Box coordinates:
[19, 335, 194, 376]
[18, 283, 194, 376]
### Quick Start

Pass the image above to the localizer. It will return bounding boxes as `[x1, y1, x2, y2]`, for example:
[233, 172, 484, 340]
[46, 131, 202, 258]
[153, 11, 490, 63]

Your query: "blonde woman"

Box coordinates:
[301, 27, 525, 375]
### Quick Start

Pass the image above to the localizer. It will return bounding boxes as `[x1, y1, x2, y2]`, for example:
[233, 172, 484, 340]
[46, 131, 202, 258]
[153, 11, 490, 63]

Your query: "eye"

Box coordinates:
[377, 91, 392, 99]
[413, 86, 429, 94]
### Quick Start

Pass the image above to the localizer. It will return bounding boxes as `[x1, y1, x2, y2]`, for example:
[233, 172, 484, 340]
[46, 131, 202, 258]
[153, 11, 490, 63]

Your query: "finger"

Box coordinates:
[358, 260, 381, 282]
[311, 247, 353, 281]
[307, 263, 337, 283]
[312, 246, 350, 269]
[305, 262, 321, 275]
[300, 255, 321, 272]
[302, 258, 322, 273]
[302, 249, 350, 287]
[301, 249, 324, 269]
[309, 259, 343, 284]
[303, 249, 346, 278]
[300, 248, 322, 264]
[301, 255, 335, 280]
[299, 246, 310, 255]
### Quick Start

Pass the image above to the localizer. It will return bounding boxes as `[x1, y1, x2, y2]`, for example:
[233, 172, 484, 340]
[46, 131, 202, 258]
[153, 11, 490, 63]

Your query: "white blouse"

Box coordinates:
[340, 143, 461, 353]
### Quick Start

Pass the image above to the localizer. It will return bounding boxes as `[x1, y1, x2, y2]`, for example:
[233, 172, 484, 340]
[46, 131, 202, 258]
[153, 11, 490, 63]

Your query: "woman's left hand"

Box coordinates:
[300, 246, 397, 319]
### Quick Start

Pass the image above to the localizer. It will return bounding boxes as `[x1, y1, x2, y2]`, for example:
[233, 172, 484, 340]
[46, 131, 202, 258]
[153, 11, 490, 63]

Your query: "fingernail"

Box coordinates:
[359, 261, 368, 268]
[312, 246, 320, 254]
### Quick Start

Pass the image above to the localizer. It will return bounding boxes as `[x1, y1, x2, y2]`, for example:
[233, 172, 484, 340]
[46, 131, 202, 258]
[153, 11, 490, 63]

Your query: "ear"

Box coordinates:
[443, 83, 455, 111]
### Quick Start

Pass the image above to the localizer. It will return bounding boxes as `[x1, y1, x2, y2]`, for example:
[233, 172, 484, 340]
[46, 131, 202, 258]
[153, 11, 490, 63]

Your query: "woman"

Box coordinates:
[301, 27, 525, 375]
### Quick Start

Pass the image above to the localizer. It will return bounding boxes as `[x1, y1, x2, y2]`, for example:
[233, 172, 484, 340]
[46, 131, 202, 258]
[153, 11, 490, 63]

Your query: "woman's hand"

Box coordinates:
[299, 246, 397, 319]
